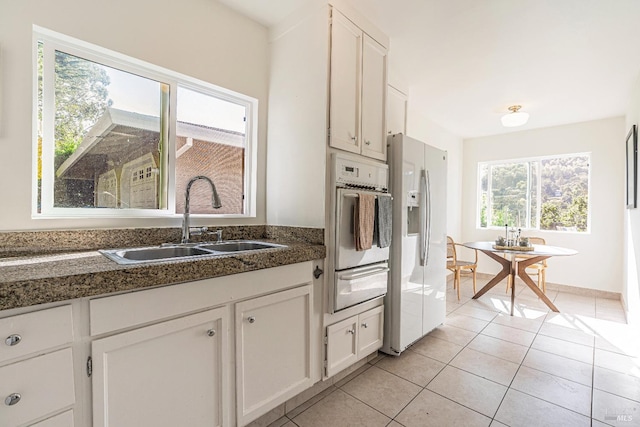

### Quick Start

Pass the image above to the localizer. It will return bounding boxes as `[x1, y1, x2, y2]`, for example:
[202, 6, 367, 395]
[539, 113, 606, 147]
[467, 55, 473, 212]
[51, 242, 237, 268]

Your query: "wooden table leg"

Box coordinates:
[472, 250, 511, 299]
[517, 256, 559, 312]
[510, 257, 516, 316]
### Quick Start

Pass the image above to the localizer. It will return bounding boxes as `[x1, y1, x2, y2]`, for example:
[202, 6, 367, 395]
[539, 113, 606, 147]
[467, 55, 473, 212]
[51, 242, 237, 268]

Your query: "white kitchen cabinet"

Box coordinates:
[0, 348, 75, 427]
[29, 410, 74, 427]
[91, 307, 229, 427]
[235, 285, 313, 426]
[325, 305, 383, 378]
[329, 10, 388, 161]
[266, 4, 389, 227]
[387, 85, 407, 137]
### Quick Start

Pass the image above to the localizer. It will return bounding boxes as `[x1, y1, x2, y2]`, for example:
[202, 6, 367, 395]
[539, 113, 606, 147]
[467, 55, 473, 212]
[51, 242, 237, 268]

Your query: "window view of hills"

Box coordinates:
[479, 155, 589, 232]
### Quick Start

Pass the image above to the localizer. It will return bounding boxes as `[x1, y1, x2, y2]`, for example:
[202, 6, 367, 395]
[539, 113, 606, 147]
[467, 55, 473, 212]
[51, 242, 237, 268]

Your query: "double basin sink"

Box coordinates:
[100, 241, 286, 265]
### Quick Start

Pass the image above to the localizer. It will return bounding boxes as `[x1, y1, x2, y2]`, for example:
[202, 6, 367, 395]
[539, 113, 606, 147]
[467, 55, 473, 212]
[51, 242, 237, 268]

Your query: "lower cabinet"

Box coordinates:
[235, 285, 314, 426]
[325, 305, 383, 378]
[91, 307, 229, 427]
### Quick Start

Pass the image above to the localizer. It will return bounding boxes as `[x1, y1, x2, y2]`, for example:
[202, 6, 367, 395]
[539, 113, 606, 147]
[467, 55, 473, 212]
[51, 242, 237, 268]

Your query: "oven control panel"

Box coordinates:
[332, 153, 388, 191]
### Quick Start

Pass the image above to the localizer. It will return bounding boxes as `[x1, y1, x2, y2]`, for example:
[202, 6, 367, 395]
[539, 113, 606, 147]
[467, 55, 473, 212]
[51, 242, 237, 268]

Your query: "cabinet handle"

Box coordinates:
[365, 140, 371, 145]
[5, 393, 21, 406]
[5, 334, 21, 346]
[207, 329, 216, 337]
[347, 329, 355, 335]
[361, 323, 368, 328]
[248, 316, 256, 324]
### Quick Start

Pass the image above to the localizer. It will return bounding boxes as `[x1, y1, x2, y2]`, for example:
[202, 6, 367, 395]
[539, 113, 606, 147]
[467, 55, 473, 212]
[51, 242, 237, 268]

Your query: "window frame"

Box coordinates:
[477, 152, 592, 233]
[33, 26, 258, 219]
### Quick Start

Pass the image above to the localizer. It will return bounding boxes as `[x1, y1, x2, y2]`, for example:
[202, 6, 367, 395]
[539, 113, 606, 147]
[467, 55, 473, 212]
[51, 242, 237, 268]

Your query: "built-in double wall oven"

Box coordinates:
[330, 154, 390, 313]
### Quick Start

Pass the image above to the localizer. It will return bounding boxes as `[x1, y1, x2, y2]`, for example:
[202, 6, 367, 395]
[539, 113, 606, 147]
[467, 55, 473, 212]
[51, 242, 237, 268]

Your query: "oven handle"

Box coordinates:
[338, 267, 390, 281]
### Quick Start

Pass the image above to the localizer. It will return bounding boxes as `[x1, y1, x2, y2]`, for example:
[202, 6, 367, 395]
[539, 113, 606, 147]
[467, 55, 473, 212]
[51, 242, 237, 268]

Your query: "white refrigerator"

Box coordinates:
[382, 134, 447, 355]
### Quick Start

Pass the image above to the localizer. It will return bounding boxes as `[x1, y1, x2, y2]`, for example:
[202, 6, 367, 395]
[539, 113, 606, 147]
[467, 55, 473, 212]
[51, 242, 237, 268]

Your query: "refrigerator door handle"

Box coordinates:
[419, 170, 427, 266]
[425, 170, 432, 266]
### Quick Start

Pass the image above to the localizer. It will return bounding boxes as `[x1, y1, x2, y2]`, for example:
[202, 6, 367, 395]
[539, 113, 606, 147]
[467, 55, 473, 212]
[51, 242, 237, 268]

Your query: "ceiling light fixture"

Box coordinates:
[501, 105, 529, 127]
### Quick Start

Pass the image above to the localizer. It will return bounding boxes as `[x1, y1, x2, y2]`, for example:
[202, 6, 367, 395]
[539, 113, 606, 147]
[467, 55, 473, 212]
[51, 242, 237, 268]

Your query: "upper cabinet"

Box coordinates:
[329, 10, 388, 162]
[387, 85, 407, 137]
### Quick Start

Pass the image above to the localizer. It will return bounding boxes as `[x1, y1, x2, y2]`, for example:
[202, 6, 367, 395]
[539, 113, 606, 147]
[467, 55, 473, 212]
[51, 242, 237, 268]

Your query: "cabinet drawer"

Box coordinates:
[0, 348, 75, 427]
[0, 305, 73, 364]
[29, 410, 74, 427]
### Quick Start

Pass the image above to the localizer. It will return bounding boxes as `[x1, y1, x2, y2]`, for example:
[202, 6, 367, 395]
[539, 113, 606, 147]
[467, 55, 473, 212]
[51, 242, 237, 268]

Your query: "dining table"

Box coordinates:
[463, 241, 578, 316]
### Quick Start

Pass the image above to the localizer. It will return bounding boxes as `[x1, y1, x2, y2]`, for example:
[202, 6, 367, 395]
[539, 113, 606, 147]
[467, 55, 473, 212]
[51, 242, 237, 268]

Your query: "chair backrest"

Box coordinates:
[528, 237, 546, 245]
[446, 236, 456, 261]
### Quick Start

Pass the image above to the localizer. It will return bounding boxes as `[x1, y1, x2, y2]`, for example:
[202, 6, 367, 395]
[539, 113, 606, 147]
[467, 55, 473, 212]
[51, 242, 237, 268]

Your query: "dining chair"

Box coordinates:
[446, 236, 478, 300]
[506, 236, 548, 293]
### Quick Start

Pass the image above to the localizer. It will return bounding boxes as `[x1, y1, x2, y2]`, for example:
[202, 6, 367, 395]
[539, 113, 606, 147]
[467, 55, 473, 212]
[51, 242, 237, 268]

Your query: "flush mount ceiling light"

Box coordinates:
[501, 105, 530, 127]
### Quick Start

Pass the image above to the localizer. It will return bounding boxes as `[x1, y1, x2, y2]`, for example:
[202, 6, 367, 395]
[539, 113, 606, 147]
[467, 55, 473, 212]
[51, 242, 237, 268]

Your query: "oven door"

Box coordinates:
[335, 188, 390, 270]
[334, 262, 389, 311]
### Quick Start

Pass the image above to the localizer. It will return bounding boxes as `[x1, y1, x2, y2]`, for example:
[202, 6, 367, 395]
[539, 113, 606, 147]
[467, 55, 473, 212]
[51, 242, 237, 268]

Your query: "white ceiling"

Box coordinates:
[217, 0, 640, 139]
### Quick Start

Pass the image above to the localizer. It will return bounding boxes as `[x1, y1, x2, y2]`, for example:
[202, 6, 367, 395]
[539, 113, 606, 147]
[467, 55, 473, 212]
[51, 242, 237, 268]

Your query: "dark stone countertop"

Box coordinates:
[0, 240, 325, 311]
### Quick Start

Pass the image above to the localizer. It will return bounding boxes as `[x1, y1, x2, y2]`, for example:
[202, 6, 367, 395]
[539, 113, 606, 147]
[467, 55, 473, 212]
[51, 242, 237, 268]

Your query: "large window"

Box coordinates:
[478, 154, 590, 232]
[35, 27, 256, 218]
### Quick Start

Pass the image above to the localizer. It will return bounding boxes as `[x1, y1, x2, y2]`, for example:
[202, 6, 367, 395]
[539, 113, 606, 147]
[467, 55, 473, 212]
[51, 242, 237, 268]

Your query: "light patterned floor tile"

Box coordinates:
[511, 366, 592, 416]
[594, 366, 640, 403]
[426, 366, 507, 417]
[427, 324, 478, 346]
[375, 350, 445, 387]
[410, 335, 464, 364]
[538, 321, 595, 347]
[450, 347, 519, 386]
[492, 312, 545, 333]
[291, 389, 390, 427]
[467, 333, 529, 364]
[592, 389, 640, 426]
[594, 348, 640, 378]
[522, 348, 593, 386]
[395, 389, 491, 427]
[340, 366, 422, 418]
[482, 322, 536, 347]
[494, 389, 591, 427]
[453, 304, 500, 321]
[444, 313, 490, 333]
[531, 334, 594, 364]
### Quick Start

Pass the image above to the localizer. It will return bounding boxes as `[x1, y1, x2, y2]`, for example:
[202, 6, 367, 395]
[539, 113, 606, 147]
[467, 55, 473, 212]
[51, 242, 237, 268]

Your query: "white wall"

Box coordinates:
[624, 74, 640, 323]
[462, 117, 625, 293]
[406, 105, 464, 241]
[0, 0, 269, 231]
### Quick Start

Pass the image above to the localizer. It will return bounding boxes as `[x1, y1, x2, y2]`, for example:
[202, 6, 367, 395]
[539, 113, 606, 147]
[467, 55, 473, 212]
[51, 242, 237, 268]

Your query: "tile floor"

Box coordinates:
[265, 276, 640, 427]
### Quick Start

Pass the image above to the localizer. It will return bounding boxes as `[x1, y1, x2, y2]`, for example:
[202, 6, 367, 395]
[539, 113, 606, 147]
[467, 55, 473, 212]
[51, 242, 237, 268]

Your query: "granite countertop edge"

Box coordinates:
[0, 240, 326, 312]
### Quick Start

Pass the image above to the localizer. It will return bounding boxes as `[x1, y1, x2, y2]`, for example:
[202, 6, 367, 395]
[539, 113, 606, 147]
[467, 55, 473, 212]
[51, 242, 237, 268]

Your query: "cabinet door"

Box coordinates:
[329, 10, 361, 154]
[361, 34, 388, 161]
[357, 305, 384, 356]
[236, 285, 313, 426]
[325, 315, 358, 378]
[92, 307, 228, 427]
[387, 85, 407, 137]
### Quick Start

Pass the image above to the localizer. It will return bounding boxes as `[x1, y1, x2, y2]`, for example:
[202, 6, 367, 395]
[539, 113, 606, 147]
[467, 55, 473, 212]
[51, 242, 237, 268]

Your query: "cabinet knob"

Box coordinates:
[361, 323, 368, 328]
[5, 393, 21, 406]
[207, 329, 216, 337]
[248, 316, 256, 324]
[365, 140, 371, 145]
[351, 136, 358, 141]
[5, 335, 21, 346]
[347, 329, 355, 335]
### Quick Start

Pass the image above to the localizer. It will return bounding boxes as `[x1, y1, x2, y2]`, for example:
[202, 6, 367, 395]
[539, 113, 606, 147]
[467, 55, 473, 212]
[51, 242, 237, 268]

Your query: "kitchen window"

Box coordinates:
[478, 153, 590, 232]
[34, 27, 257, 218]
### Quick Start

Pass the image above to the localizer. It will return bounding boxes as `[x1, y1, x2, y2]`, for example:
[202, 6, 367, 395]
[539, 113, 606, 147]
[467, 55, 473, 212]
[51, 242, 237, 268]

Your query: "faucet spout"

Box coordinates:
[182, 175, 222, 243]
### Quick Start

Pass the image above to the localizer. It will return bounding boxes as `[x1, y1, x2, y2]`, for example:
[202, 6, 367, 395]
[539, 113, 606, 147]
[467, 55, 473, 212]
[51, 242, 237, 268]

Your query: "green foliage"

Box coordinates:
[481, 156, 589, 232]
[52, 51, 111, 159]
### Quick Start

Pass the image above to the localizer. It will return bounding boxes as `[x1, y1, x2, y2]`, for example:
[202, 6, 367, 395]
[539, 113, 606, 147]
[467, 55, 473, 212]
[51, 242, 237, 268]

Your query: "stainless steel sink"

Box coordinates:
[198, 241, 284, 252]
[100, 241, 286, 265]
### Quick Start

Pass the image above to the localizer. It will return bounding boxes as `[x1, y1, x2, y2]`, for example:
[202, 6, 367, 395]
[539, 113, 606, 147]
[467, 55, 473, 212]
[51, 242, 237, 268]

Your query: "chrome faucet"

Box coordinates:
[181, 176, 222, 243]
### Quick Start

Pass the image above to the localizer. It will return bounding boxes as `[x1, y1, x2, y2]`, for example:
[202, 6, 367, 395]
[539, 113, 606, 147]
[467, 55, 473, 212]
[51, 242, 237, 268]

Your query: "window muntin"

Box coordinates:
[34, 28, 256, 218]
[478, 154, 590, 232]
